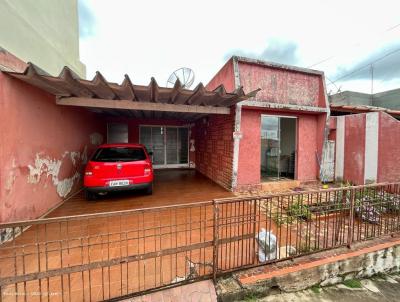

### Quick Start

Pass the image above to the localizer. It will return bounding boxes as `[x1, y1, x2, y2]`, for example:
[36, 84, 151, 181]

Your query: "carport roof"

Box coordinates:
[4, 63, 260, 120]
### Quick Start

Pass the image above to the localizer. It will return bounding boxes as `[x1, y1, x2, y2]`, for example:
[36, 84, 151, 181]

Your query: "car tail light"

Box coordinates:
[85, 163, 94, 176]
[144, 164, 152, 176]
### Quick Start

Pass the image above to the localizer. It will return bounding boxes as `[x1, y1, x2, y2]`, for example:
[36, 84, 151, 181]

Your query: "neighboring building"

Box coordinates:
[329, 112, 400, 185]
[330, 89, 400, 110]
[328, 89, 400, 185]
[0, 0, 85, 77]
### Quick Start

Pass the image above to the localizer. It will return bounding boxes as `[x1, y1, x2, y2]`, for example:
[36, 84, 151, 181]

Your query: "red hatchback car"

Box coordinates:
[83, 143, 154, 200]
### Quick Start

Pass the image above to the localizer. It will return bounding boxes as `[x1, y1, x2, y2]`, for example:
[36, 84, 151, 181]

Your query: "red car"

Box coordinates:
[84, 143, 153, 200]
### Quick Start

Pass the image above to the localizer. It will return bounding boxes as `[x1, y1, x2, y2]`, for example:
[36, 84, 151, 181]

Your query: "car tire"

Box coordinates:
[85, 190, 98, 201]
[146, 183, 153, 195]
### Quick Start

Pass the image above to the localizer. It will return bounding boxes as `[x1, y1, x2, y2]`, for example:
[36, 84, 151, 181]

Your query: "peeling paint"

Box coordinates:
[56, 172, 80, 197]
[5, 158, 17, 192]
[27, 152, 82, 198]
[70, 151, 80, 166]
[27, 153, 62, 185]
[90, 132, 103, 145]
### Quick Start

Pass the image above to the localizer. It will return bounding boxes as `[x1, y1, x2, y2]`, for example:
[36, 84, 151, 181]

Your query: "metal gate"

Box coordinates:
[0, 202, 214, 301]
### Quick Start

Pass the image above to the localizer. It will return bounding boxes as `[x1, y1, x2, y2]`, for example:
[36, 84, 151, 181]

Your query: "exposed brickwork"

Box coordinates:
[195, 112, 234, 190]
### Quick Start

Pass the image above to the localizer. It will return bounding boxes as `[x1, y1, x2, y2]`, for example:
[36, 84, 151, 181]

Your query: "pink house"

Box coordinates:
[4, 51, 399, 224]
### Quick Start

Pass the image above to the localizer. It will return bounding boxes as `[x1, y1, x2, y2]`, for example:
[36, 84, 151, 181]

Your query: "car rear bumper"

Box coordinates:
[85, 182, 152, 193]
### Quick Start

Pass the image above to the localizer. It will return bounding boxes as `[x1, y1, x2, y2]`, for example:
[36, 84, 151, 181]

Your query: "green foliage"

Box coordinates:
[310, 285, 321, 294]
[342, 279, 362, 288]
[287, 201, 311, 221]
[243, 293, 259, 301]
[272, 214, 294, 226]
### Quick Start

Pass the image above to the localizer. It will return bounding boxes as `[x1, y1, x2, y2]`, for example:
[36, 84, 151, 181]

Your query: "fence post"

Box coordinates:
[252, 199, 258, 264]
[347, 189, 355, 248]
[212, 200, 219, 284]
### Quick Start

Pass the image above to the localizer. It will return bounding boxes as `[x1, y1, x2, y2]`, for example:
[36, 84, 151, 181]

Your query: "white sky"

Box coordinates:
[79, 0, 400, 94]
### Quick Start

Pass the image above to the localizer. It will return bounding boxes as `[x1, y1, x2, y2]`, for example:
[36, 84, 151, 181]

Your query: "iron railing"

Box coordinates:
[0, 182, 399, 301]
[214, 182, 400, 274]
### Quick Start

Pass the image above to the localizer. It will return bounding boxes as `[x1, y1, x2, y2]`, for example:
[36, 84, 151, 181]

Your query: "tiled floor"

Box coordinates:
[48, 169, 233, 217]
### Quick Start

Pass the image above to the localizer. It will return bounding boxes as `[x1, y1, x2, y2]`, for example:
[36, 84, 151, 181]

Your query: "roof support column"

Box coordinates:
[231, 57, 242, 190]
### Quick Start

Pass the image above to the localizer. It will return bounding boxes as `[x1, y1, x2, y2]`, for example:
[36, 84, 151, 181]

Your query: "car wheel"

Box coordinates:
[146, 183, 153, 195]
[85, 190, 98, 201]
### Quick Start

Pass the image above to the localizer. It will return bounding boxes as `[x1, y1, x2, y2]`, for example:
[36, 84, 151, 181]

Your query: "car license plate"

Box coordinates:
[109, 180, 130, 187]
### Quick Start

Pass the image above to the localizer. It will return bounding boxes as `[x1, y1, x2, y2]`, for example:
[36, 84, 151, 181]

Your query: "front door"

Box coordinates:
[140, 126, 189, 168]
[261, 115, 297, 181]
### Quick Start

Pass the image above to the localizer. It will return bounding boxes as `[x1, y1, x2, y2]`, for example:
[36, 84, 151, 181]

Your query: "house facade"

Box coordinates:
[206, 57, 329, 191]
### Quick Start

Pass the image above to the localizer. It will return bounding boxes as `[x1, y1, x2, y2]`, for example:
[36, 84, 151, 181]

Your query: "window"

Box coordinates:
[107, 123, 128, 143]
[92, 147, 146, 162]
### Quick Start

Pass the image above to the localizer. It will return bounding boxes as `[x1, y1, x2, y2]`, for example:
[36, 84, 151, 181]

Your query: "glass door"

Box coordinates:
[140, 126, 165, 166]
[261, 116, 280, 180]
[166, 127, 178, 164]
[140, 126, 189, 168]
[261, 115, 297, 181]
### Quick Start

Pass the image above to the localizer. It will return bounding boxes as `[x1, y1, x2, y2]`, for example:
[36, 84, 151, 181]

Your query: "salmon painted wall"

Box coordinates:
[103, 117, 196, 166]
[0, 73, 105, 222]
[378, 112, 400, 183]
[332, 112, 400, 185]
[343, 114, 365, 185]
[206, 58, 236, 92]
[237, 61, 326, 108]
[237, 108, 321, 189]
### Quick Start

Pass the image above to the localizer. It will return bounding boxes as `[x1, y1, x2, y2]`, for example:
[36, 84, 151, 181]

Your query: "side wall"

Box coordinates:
[206, 58, 236, 92]
[343, 114, 366, 185]
[0, 74, 104, 222]
[331, 112, 400, 185]
[378, 113, 400, 183]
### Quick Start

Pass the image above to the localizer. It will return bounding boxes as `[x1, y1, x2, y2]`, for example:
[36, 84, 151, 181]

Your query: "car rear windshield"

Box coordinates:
[92, 147, 147, 162]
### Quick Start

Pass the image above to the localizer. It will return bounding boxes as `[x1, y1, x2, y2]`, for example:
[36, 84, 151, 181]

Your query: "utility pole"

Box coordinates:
[370, 64, 374, 102]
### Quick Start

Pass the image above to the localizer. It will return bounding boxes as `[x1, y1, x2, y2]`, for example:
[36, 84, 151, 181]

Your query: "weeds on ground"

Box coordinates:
[310, 285, 321, 294]
[342, 279, 362, 288]
[243, 293, 258, 302]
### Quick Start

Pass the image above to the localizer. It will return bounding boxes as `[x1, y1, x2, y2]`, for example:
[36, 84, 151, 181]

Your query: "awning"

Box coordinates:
[4, 63, 260, 120]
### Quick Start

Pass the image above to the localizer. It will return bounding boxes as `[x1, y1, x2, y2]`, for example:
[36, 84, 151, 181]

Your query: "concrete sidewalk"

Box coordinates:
[257, 273, 400, 302]
[121, 280, 217, 302]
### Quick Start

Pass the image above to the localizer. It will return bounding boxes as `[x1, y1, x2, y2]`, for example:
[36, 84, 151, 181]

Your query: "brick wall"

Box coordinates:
[195, 112, 234, 190]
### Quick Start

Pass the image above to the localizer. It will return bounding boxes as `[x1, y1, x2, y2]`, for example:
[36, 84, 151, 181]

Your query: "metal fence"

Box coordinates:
[1, 182, 399, 301]
[214, 182, 400, 274]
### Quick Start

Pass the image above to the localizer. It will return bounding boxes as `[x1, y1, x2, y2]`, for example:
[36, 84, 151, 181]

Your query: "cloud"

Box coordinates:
[224, 39, 300, 65]
[78, 0, 96, 38]
[332, 42, 400, 82]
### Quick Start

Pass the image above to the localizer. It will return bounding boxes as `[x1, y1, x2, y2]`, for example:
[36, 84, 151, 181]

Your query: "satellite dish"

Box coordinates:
[166, 67, 195, 89]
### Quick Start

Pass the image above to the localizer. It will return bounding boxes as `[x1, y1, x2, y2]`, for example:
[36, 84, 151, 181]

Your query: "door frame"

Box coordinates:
[139, 125, 190, 169]
[260, 114, 298, 181]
